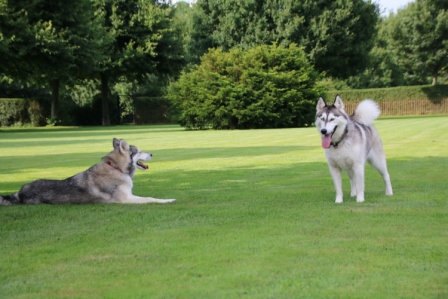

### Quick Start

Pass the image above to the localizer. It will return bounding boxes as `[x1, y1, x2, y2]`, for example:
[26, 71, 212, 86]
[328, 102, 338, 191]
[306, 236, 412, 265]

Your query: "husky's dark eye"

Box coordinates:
[330, 118, 335, 121]
[321, 117, 325, 121]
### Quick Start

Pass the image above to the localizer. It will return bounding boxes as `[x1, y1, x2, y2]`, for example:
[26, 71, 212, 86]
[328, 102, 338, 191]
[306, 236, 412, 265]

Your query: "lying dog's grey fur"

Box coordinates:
[1, 138, 175, 205]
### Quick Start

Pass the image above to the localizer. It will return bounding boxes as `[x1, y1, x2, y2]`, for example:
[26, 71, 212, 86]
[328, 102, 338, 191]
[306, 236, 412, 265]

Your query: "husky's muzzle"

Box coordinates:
[136, 153, 152, 170]
[321, 126, 338, 148]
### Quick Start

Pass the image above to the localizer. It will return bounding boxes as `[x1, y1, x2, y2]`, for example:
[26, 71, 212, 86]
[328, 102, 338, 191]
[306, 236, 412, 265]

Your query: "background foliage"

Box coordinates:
[188, 0, 379, 79]
[0, 0, 447, 127]
[169, 44, 320, 129]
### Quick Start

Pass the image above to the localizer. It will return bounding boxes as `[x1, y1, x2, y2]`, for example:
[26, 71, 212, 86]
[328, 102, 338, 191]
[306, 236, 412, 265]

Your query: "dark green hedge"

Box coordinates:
[0, 95, 120, 127]
[325, 84, 448, 103]
[0, 98, 47, 126]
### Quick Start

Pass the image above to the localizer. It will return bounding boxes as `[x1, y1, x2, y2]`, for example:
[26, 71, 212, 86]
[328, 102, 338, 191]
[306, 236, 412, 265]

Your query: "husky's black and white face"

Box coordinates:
[315, 96, 348, 148]
[109, 138, 152, 177]
[130, 145, 152, 170]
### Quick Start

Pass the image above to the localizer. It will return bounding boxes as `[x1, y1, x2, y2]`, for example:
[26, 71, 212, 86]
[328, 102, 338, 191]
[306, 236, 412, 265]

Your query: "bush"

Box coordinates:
[0, 98, 27, 126]
[28, 100, 45, 126]
[169, 44, 321, 129]
[0, 98, 49, 127]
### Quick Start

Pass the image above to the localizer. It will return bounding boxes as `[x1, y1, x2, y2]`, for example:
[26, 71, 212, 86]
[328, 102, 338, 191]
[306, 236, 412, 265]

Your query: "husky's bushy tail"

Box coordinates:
[352, 99, 380, 125]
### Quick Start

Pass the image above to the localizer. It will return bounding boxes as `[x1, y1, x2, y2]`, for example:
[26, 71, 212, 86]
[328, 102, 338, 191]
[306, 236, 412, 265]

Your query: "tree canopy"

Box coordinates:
[188, 0, 379, 79]
[0, 0, 446, 128]
[0, 0, 102, 118]
[389, 0, 448, 85]
[92, 0, 184, 125]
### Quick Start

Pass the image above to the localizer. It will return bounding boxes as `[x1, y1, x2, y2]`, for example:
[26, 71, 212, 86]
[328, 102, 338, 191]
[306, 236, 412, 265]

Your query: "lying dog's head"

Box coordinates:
[315, 95, 349, 149]
[103, 138, 152, 177]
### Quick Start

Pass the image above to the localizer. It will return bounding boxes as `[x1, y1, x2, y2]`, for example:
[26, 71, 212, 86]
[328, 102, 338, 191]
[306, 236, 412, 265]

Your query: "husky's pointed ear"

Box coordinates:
[333, 95, 345, 110]
[113, 138, 120, 149]
[317, 97, 327, 112]
[119, 139, 130, 154]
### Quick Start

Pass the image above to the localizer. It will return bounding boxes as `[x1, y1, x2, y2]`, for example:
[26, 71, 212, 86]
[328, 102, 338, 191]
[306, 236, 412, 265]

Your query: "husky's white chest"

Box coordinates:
[324, 146, 361, 170]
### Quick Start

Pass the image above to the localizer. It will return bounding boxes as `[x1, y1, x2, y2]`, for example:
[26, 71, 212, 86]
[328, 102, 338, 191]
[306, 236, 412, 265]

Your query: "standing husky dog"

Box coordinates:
[315, 95, 393, 203]
[0, 138, 175, 205]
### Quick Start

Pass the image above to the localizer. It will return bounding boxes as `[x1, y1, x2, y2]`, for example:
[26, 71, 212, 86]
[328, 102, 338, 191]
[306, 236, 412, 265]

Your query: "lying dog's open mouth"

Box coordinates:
[137, 161, 149, 170]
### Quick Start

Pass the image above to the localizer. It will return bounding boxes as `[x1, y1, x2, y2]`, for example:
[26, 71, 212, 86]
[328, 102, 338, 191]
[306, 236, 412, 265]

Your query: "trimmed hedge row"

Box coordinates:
[2, 85, 448, 126]
[0, 96, 120, 127]
[133, 97, 171, 124]
[324, 85, 448, 116]
[0, 98, 45, 126]
[325, 84, 448, 102]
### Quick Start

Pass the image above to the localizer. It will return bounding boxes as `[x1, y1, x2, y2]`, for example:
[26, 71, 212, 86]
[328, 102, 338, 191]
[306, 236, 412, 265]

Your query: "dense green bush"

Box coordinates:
[169, 44, 321, 129]
[0, 98, 27, 126]
[27, 100, 45, 126]
[0, 98, 48, 127]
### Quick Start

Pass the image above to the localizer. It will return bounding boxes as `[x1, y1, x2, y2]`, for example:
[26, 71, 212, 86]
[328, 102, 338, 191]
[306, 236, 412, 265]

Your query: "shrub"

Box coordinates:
[169, 44, 321, 129]
[28, 100, 45, 126]
[0, 98, 27, 126]
[0, 98, 50, 127]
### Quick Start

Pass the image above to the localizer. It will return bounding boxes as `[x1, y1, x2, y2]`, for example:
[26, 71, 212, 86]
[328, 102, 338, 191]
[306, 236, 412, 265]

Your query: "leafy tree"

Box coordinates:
[0, 0, 102, 119]
[346, 18, 404, 88]
[189, 0, 379, 79]
[172, 1, 194, 65]
[92, 0, 184, 125]
[389, 0, 448, 85]
[169, 44, 321, 129]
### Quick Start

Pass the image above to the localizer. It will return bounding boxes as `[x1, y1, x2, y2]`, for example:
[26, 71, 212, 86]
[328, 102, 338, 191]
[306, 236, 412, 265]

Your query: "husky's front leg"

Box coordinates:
[329, 165, 343, 203]
[346, 169, 357, 197]
[125, 195, 175, 204]
[352, 165, 365, 203]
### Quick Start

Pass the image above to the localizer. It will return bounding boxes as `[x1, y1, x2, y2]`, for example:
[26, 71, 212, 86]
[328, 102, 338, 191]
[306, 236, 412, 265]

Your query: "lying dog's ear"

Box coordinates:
[119, 139, 130, 154]
[113, 138, 120, 149]
[333, 95, 345, 110]
[316, 97, 327, 112]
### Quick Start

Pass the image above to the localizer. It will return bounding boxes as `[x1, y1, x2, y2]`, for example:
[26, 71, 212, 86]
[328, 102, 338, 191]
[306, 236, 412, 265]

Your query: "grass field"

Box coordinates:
[1, 116, 447, 298]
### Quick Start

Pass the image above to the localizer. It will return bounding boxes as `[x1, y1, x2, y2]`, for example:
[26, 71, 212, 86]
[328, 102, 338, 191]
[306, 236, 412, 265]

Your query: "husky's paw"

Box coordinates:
[335, 196, 343, 204]
[356, 196, 365, 203]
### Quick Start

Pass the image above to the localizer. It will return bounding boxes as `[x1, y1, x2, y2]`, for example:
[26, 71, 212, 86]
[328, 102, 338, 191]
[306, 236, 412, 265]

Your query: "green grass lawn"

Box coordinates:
[1, 116, 447, 298]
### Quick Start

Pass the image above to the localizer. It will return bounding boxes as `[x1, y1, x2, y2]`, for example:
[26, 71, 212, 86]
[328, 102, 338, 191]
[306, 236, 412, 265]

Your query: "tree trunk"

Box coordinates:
[100, 72, 111, 126]
[432, 76, 437, 85]
[50, 79, 59, 119]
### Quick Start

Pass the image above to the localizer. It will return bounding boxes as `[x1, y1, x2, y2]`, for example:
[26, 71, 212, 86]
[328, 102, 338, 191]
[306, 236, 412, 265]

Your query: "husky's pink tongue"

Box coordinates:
[322, 135, 332, 148]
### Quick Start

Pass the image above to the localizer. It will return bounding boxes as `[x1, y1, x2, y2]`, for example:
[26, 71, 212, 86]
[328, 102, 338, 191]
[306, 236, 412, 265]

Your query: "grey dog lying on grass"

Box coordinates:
[0, 138, 175, 205]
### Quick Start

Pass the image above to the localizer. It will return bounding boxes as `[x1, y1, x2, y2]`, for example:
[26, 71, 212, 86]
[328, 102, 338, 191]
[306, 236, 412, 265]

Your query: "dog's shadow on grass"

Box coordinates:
[151, 146, 314, 162]
[140, 156, 448, 203]
[2, 154, 446, 204]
